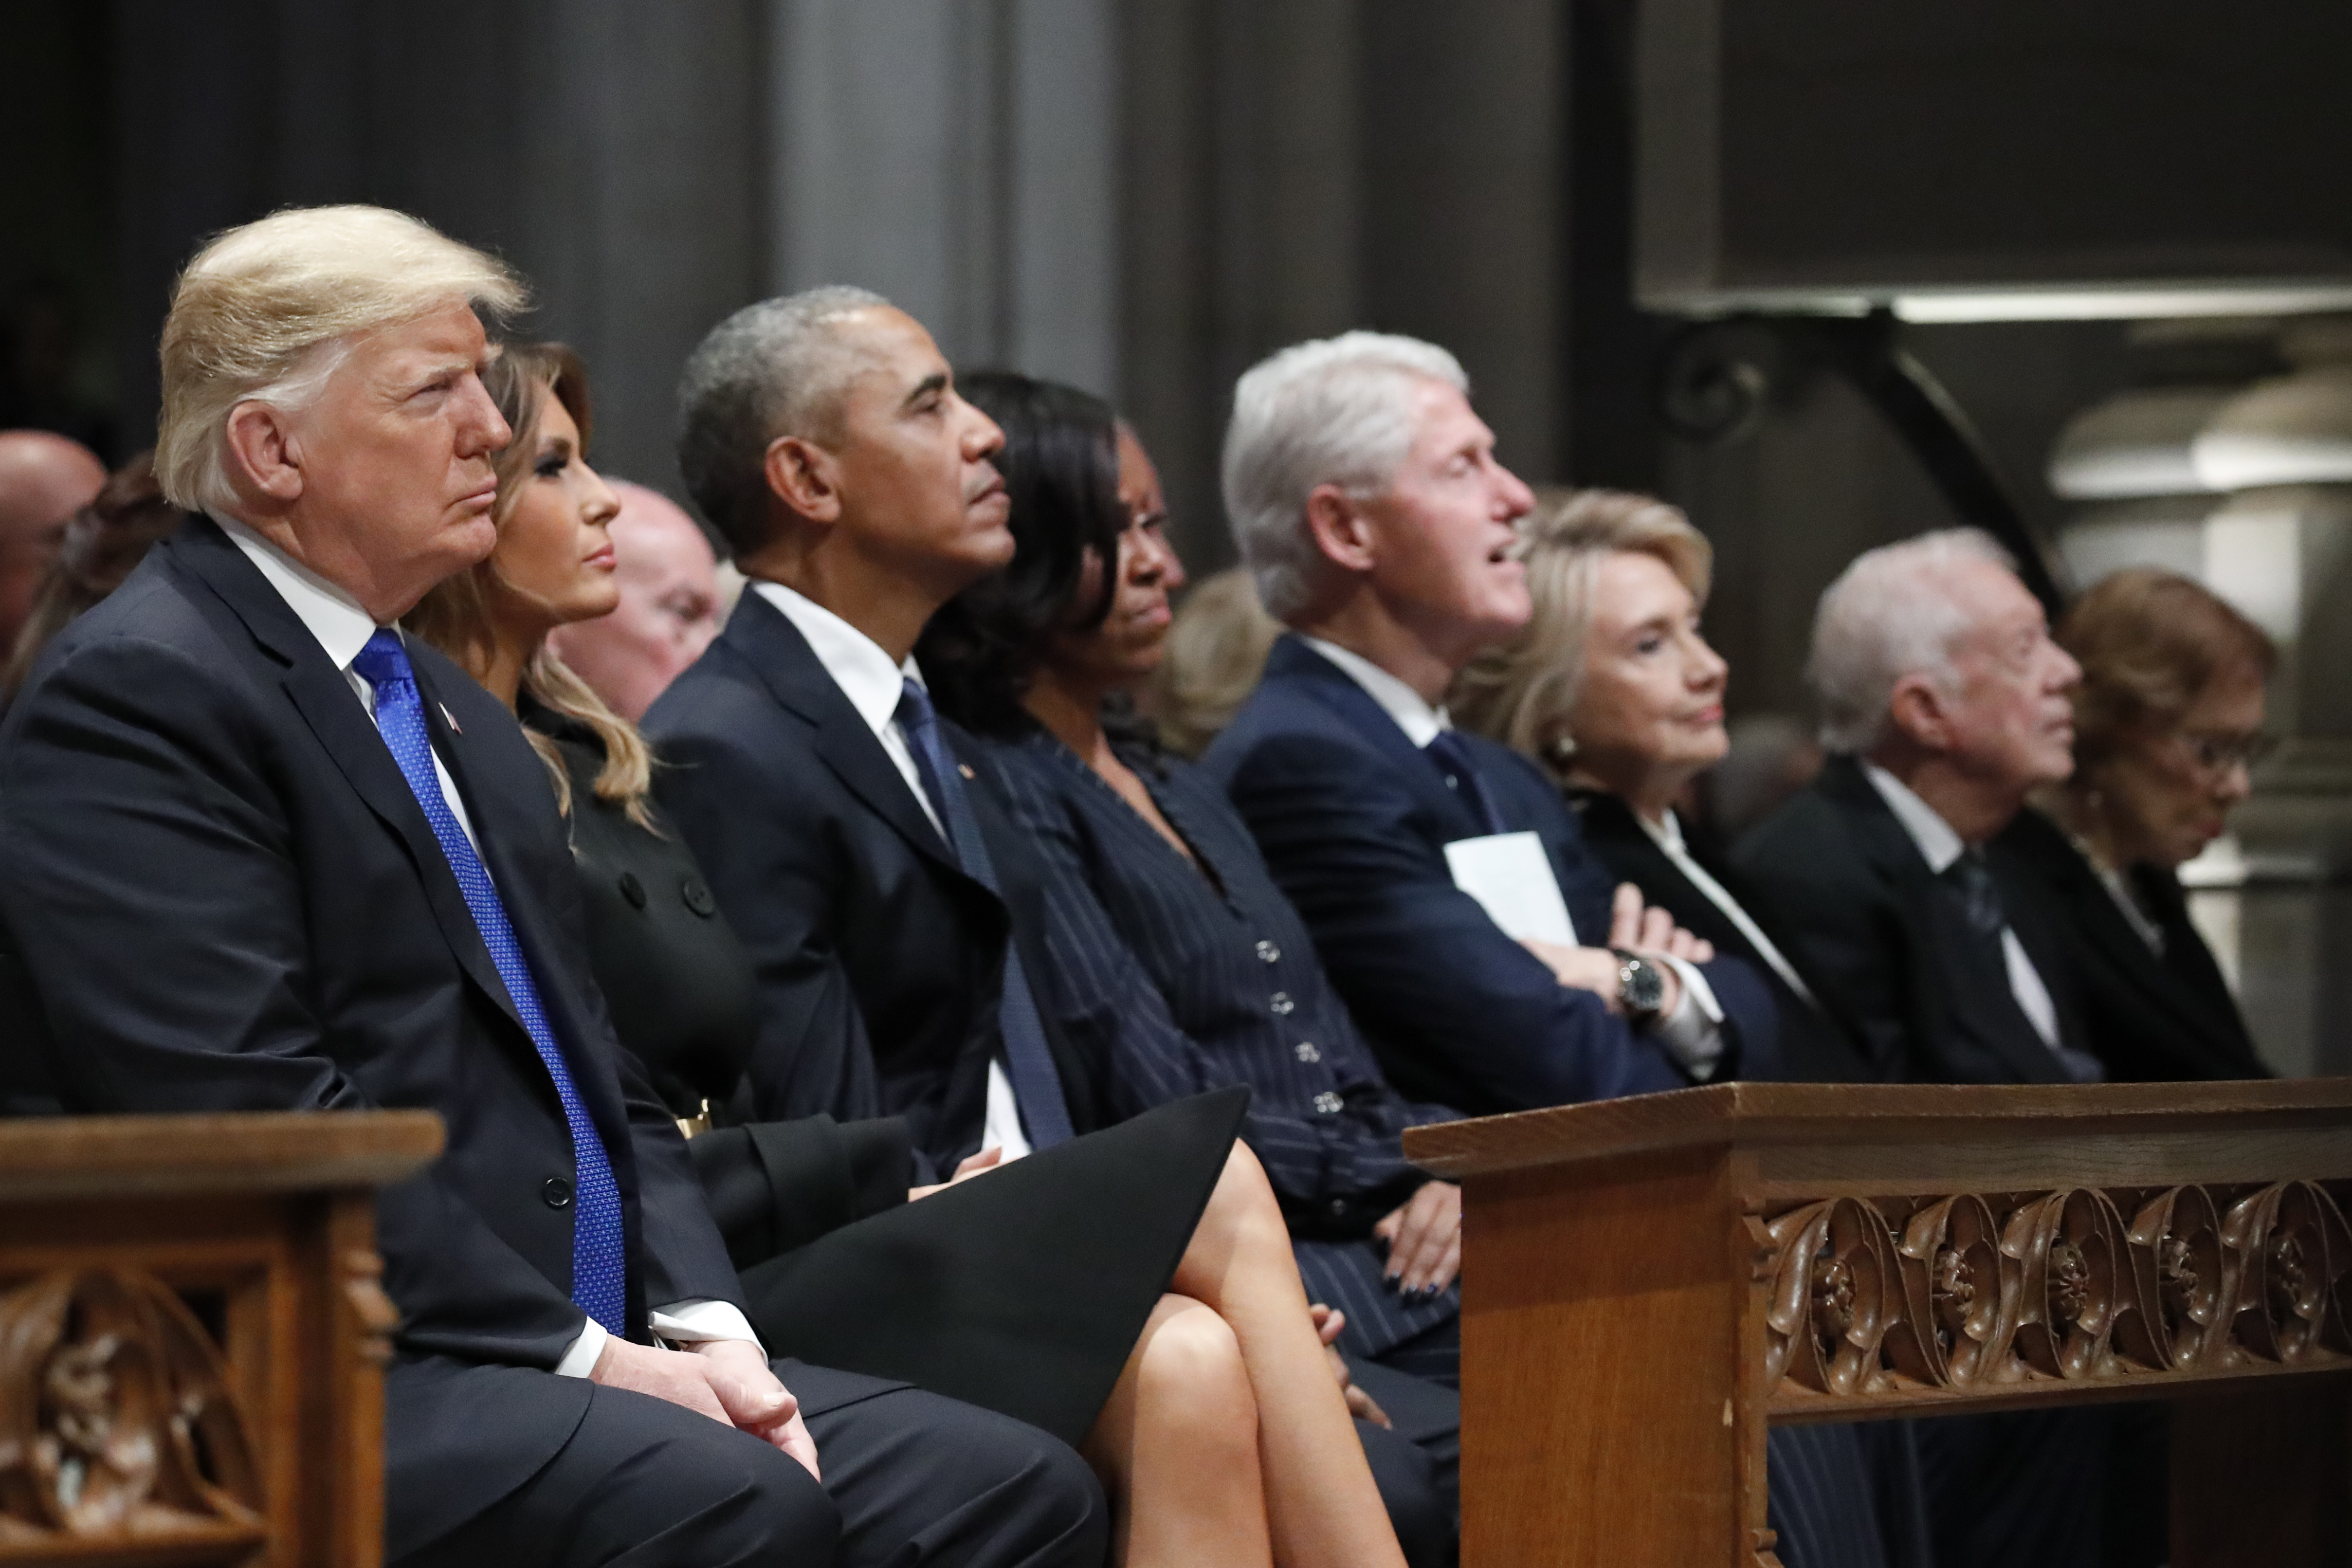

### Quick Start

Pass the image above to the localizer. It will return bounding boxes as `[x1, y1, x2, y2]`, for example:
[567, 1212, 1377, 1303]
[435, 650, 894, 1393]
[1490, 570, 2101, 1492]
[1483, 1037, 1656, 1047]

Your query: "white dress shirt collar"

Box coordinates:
[214, 512, 383, 670]
[1861, 762, 2074, 1059]
[1301, 635, 1450, 748]
[752, 579, 924, 733]
[1861, 761, 1967, 872]
[1643, 804, 1693, 858]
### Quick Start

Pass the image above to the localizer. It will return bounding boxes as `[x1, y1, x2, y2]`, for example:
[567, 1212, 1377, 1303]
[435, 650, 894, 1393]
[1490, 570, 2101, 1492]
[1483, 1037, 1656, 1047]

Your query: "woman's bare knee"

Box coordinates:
[1136, 1295, 1257, 1441]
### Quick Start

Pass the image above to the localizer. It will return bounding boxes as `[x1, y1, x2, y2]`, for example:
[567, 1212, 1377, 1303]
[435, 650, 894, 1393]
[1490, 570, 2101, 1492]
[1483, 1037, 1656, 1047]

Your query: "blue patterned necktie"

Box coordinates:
[895, 679, 1076, 1148]
[352, 630, 629, 1333]
[1425, 729, 1509, 836]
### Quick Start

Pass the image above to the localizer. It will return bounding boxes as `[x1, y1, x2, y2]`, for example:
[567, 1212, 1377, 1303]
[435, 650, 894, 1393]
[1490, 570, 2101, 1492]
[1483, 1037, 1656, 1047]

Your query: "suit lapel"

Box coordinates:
[171, 522, 532, 1040]
[1574, 792, 1745, 953]
[724, 593, 969, 881]
[1818, 757, 2067, 1083]
[1273, 636, 1487, 841]
[2047, 850, 2248, 1076]
[412, 657, 635, 1143]
[2138, 872, 2257, 1064]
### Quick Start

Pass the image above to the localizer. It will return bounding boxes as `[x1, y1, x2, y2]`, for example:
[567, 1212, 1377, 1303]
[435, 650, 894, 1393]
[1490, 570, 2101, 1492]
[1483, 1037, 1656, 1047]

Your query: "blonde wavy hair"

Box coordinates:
[405, 344, 656, 829]
[1148, 566, 1283, 757]
[155, 205, 525, 516]
[1451, 488, 1713, 774]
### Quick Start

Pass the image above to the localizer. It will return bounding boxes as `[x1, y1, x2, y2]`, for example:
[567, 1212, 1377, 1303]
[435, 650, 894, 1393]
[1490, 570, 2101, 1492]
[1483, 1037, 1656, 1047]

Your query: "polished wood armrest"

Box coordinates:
[0, 1111, 442, 1568]
[1410, 1079, 2352, 1567]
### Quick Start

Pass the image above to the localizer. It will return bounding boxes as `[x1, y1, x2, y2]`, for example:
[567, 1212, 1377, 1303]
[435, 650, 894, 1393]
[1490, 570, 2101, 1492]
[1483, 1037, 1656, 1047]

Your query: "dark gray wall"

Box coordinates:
[1666, 320, 2136, 722]
[85, 0, 2141, 732]
[1116, 0, 1566, 577]
[1638, 0, 2352, 309]
[110, 0, 767, 497]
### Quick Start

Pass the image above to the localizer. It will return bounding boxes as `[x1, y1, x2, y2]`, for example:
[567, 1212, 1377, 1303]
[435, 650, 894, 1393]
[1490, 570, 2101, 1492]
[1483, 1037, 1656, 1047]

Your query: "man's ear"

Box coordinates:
[222, 401, 306, 507]
[1303, 484, 1377, 573]
[764, 434, 843, 526]
[1886, 673, 1954, 751]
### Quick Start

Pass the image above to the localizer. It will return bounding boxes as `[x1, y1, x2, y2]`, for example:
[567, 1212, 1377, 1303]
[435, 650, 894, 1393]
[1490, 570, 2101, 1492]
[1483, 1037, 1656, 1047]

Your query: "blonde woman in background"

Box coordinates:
[1451, 488, 1872, 1084]
[1145, 563, 1281, 757]
[1451, 490, 1937, 1568]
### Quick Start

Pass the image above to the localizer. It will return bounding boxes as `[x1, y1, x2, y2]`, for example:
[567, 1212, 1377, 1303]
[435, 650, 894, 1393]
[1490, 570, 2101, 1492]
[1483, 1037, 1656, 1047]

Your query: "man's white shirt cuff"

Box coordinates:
[1648, 955, 1725, 1079]
[553, 1300, 765, 1378]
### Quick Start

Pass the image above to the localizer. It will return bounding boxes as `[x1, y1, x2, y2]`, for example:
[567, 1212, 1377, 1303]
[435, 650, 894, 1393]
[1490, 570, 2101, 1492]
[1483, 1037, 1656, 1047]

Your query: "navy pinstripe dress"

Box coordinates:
[985, 727, 1464, 1373]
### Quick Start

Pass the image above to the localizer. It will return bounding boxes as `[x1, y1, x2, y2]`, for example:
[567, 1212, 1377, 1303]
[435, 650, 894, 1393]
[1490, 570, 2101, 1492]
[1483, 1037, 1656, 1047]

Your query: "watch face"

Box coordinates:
[1621, 954, 1665, 1014]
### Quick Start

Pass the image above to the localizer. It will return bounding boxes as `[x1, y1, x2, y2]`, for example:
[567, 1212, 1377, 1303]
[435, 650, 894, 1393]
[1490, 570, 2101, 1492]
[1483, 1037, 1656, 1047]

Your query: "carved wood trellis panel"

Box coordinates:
[1407, 1079, 2352, 1568]
[0, 1268, 267, 1557]
[0, 1111, 441, 1568]
[1756, 1179, 2352, 1415]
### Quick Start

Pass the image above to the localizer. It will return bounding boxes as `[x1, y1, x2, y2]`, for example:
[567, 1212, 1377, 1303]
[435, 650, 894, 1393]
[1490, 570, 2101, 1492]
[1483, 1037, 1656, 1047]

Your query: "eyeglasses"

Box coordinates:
[2175, 729, 2278, 774]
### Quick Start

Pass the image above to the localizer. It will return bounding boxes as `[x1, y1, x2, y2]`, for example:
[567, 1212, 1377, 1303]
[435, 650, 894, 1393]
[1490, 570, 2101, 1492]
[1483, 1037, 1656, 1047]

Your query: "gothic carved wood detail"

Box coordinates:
[1759, 1181, 2352, 1408]
[0, 1268, 265, 1555]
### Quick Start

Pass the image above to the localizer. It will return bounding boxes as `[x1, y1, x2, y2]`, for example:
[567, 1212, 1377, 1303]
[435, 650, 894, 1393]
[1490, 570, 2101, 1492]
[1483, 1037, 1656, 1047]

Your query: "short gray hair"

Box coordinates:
[1221, 330, 1468, 623]
[1808, 528, 2017, 753]
[675, 286, 891, 557]
[156, 205, 525, 516]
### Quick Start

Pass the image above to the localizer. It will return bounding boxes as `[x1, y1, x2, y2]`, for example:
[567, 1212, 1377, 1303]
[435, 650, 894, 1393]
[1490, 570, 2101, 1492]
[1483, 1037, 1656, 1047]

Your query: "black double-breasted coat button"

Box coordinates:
[542, 1176, 575, 1209]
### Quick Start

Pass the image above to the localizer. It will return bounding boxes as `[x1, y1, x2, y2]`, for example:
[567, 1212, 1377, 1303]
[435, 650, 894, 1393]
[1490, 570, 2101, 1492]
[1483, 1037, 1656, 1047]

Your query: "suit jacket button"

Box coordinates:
[542, 1176, 575, 1209]
[617, 872, 647, 910]
[681, 878, 717, 917]
[1256, 940, 1281, 963]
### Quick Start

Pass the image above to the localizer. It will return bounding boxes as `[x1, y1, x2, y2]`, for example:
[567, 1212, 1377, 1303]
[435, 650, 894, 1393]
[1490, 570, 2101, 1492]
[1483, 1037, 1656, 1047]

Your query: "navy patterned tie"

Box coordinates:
[1424, 729, 1509, 836]
[353, 630, 629, 1333]
[895, 679, 1076, 1148]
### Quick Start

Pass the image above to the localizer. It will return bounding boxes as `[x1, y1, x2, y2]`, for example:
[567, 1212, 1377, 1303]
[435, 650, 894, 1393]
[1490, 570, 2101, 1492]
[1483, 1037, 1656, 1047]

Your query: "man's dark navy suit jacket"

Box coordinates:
[1199, 635, 1776, 1115]
[644, 588, 1107, 1174]
[0, 516, 745, 1558]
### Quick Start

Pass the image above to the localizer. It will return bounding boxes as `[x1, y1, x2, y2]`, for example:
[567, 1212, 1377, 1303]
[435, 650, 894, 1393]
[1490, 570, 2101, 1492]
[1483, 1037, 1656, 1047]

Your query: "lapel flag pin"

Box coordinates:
[958, 763, 975, 780]
[439, 702, 462, 734]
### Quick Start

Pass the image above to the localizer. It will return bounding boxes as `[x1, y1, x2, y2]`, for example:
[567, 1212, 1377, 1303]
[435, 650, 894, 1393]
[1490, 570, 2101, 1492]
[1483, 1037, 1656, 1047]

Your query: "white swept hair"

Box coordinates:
[155, 205, 525, 516]
[1221, 330, 1468, 623]
[1807, 528, 2018, 752]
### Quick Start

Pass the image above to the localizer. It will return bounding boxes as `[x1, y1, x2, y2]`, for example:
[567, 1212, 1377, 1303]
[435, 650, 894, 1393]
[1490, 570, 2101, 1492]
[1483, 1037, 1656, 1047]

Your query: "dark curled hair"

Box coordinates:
[917, 371, 1125, 736]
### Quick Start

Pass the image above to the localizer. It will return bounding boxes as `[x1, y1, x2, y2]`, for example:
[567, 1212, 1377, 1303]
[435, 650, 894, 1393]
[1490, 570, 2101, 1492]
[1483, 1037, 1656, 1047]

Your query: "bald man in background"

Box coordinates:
[547, 479, 727, 720]
[0, 430, 105, 654]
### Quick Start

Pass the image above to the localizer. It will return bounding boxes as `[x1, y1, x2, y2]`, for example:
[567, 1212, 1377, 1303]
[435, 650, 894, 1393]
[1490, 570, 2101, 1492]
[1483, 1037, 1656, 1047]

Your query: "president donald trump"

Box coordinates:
[0, 207, 1103, 1567]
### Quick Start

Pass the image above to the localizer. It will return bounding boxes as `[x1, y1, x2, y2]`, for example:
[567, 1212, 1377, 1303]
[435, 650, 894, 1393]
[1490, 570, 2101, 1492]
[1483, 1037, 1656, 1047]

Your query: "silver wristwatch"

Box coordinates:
[1611, 948, 1666, 1024]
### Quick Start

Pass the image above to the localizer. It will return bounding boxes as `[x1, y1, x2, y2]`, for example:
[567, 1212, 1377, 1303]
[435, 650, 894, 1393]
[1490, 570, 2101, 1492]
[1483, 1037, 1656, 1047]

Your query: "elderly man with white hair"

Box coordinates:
[1199, 331, 1780, 1120]
[1731, 527, 2097, 1088]
[1731, 536, 2150, 1568]
[0, 206, 1106, 1568]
